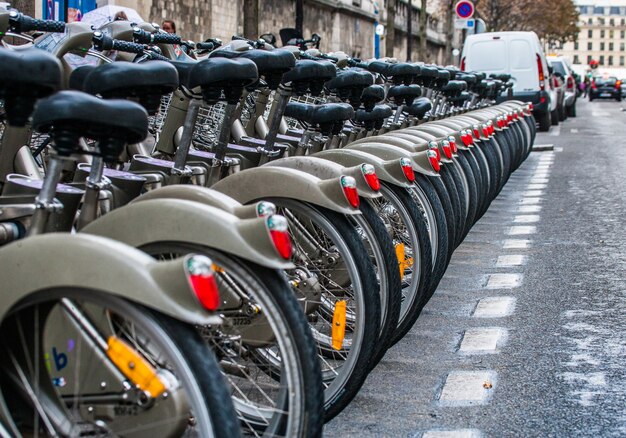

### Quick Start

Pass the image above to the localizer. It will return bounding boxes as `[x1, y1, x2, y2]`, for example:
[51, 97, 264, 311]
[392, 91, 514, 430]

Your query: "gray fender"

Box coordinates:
[314, 149, 412, 188]
[350, 134, 425, 152]
[264, 156, 381, 199]
[387, 131, 454, 164]
[82, 198, 293, 270]
[0, 233, 221, 326]
[345, 142, 438, 177]
[426, 120, 472, 150]
[132, 184, 266, 219]
[211, 166, 359, 215]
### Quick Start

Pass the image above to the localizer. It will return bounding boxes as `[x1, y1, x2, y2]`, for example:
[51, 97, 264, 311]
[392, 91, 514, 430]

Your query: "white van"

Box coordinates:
[461, 31, 556, 131]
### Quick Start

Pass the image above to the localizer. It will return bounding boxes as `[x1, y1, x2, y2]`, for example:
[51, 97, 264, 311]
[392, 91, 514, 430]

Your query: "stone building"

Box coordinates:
[24, 0, 453, 63]
[560, 0, 626, 69]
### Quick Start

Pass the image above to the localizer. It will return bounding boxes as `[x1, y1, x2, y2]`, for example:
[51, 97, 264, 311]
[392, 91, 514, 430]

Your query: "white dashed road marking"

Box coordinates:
[520, 197, 542, 205]
[514, 214, 540, 223]
[527, 183, 547, 190]
[496, 255, 527, 267]
[459, 328, 507, 353]
[533, 178, 549, 184]
[503, 239, 531, 249]
[518, 205, 542, 213]
[548, 125, 561, 136]
[422, 430, 483, 438]
[523, 190, 544, 197]
[508, 225, 537, 235]
[438, 371, 497, 405]
[485, 273, 522, 289]
[473, 297, 516, 318]
[571, 128, 579, 133]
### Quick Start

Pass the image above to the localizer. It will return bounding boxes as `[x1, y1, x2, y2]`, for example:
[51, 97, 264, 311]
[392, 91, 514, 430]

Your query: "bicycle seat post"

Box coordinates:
[27, 154, 66, 236]
[260, 85, 291, 165]
[170, 98, 201, 185]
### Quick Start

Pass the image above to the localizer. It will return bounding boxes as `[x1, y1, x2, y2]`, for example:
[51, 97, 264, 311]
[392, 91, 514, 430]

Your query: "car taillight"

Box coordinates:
[461, 56, 466, 71]
[185, 255, 220, 311]
[441, 140, 453, 159]
[428, 141, 441, 161]
[361, 164, 380, 191]
[528, 103, 533, 112]
[427, 150, 440, 172]
[447, 135, 458, 153]
[566, 76, 575, 90]
[400, 157, 415, 182]
[616, 80, 622, 89]
[591, 80, 597, 89]
[256, 201, 277, 217]
[340, 175, 360, 208]
[537, 54, 545, 90]
[266, 215, 293, 259]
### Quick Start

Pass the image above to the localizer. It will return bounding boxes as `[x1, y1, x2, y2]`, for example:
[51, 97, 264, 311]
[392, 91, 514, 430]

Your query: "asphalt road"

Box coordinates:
[325, 97, 626, 437]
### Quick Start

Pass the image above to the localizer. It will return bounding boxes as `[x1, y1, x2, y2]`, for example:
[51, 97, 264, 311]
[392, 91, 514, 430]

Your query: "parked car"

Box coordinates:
[547, 55, 577, 117]
[589, 76, 622, 101]
[620, 78, 626, 98]
[547, 61, 566, 124]
[461, 31, 556, 131]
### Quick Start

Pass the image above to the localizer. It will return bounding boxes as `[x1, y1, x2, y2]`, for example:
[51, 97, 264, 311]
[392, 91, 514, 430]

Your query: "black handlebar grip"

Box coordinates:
[195, 42, 216, 51]
[9, 11, 65, 33]
[111, 39, 146, 54]
[150, 32, 182, 44]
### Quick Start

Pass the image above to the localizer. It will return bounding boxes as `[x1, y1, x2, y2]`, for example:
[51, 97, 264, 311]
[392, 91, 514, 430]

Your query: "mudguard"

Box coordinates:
[385, 131, 454, 164]
[211, 166, 360, 215]
[264, 156, 381, 199]
[0, 233, 222, 326]
[415, 123, 471, 151]
[82, 198, 293, 269]
[133, 184, 268, 219]
[315, 149, 413, 188]
[345, 142, 439, 177]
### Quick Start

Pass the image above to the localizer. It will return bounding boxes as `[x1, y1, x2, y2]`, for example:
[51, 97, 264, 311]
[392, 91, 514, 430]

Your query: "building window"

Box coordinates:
[610, 30, 614, 39]
[600, 55, 605, 64]
[621, 56, 625, 66]
[599, 18, 605, 25]
[622, 18, 626, 25]
[621, 42, 625, 51]
[622, 30, 625, 39]
[588, 29, 593, 38]
[610, 19, 615, 26]
[601, 42, 606, 50]
[574, 42, 579, 50]
[601, 29, 605, 38]
[574, 55, 580, 64]
[610, 42, 614, 50]
[594, 6, 604, 14]
[588, 18, 593, 25]
[611, 6, 620, 15]
[609, 56, 614, 65]
[588, 42, 593, 50]
[588, 55, 593, 64]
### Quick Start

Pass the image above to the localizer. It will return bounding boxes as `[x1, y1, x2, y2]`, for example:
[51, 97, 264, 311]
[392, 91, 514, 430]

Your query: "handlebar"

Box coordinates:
[133, 27, 181, 45]
[9, 11, 65, 33]
[93, 31, 145, 54]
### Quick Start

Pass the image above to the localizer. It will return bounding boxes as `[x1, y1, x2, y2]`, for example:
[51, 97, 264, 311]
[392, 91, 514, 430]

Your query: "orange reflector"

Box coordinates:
[331, 300, 347, 351]
[395, 243, 414, 281]
[106, 336, 167, 398]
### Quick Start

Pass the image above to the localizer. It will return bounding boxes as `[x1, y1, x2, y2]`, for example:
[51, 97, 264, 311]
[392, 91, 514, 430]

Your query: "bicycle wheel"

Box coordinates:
[267, 198, 380, 421]
[0, 292, 239, 437]
[142, 243, 324, 438]
[349, 200, 402, 368]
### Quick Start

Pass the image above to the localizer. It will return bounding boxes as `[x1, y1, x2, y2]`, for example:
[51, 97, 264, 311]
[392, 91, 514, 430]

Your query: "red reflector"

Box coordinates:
[361, 164, 380, 191]
[529, 103, 534, 111]
[340, 175, 360, 208]
[428, 141, 441, 161]
[482, 126, 489, 137]
[267, 215, 293, 259]
[447, 136, 458, 153]
[441, 140, 453, 159]
[473, 128, 480, 139]
[427, 150, 440, 172]
[400, 158, 415, 182]
[186, 256, 220, 311]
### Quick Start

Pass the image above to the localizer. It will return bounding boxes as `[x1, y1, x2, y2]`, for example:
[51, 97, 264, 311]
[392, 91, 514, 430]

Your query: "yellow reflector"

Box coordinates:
[331, 300, 347, 351]
[106, 336, 167, 398]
